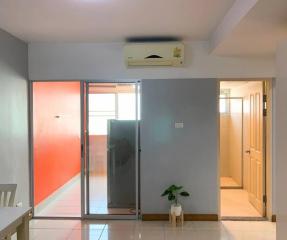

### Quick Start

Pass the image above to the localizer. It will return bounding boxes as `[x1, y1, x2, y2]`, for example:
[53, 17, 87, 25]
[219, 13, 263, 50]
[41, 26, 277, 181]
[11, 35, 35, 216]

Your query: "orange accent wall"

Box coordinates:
[33, 82, 81, 205]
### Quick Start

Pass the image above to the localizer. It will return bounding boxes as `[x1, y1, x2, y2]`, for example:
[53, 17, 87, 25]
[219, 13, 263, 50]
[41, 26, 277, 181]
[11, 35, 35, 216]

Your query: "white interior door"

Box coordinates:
[248, 83, 265, 216]
[243, 94, 250, 191]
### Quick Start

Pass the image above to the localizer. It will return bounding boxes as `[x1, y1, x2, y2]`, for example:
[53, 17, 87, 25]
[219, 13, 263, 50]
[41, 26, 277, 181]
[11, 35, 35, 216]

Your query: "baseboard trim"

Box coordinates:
[271, 215, 276, 222]
[220, 186, 243, 190]
[221, 216, 267, 221]
[141, 214, 218, 221]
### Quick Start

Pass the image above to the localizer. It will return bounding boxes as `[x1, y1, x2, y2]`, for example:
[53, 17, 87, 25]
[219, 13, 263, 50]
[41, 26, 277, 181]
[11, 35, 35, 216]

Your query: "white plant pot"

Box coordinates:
[170, 204, 182, 216]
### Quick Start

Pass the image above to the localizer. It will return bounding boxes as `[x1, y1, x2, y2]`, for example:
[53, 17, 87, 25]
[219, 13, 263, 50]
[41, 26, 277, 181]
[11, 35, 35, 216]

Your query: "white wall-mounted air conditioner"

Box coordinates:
[124, 42, 184, 67]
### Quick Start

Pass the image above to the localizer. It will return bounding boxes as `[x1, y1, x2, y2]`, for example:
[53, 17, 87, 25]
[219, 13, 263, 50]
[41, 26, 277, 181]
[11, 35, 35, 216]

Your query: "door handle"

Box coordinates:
[245, 150, 251, 154]
[81, 144, 84, 158]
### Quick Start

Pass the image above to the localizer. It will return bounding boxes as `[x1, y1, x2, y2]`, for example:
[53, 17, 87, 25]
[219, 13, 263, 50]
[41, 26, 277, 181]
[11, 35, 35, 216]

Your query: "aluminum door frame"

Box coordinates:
[81, 80, 140, 220]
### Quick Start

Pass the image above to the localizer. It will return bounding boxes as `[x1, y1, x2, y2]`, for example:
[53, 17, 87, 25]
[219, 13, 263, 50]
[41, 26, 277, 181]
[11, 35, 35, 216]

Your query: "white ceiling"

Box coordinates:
[220, 81, 264, 93]
[220, 81, 250, 90]
[0, 0, 235, 43]
[213, 0, 287, 57]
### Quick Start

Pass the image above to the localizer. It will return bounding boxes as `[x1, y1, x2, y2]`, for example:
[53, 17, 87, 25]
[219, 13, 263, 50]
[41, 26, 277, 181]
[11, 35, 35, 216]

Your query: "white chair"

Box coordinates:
[0, 184, 17, 207]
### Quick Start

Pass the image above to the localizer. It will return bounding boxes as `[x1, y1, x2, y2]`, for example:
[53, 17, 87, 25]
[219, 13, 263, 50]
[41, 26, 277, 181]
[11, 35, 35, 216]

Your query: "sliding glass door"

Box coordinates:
[84, 82, 140, 218]
[31, 80, 139, 219]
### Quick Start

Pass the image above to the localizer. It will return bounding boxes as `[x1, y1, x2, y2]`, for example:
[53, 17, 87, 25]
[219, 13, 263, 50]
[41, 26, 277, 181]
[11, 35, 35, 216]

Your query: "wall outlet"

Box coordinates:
[175, 122, 184, 128]
[16, 202, 23, 207]
[174, 122, 184, 128]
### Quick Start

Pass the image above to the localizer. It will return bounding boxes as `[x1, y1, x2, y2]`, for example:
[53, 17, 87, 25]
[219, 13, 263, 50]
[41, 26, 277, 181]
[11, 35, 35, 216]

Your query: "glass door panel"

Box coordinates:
[86, 82, 139, 217]
[33, 81, 81, 217]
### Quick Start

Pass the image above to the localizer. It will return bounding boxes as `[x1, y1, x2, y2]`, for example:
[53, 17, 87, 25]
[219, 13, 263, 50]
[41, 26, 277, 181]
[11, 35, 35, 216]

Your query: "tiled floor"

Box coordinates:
[26, 219, 276, 240]
[89, 175, 134, 215]
[221, 189, 261, 217]
[35, 176, 81, 217]
[35, 175, 133, 217]
[220, 177, 240, 188]
[35, 176, 261, 219]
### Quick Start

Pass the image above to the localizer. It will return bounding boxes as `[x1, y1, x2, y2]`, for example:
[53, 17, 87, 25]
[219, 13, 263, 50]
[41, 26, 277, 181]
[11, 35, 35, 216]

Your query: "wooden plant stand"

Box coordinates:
[169, 210, 184, 227]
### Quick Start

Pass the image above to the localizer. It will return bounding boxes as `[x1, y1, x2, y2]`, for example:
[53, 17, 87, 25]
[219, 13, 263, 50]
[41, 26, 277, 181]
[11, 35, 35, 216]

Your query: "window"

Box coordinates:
[89, 90, 139, 135]
[118, 93, 136, 120]
[219, 89, 230, 113]
[89, 94, 116, 135]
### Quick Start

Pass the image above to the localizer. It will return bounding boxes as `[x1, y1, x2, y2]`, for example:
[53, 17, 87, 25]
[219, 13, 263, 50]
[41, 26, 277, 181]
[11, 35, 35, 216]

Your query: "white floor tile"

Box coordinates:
[99, 229, 135, 240]
[30, 228, 74, 240]
[28, 219, 276, 240]
[67, 229, 103, 240]
[30, 220, 82, 229]
[221, 189, 261, 217]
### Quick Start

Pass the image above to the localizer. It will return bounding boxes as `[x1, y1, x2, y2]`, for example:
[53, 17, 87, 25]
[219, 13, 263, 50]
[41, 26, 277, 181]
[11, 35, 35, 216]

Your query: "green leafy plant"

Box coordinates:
[161, 185, 190, 205]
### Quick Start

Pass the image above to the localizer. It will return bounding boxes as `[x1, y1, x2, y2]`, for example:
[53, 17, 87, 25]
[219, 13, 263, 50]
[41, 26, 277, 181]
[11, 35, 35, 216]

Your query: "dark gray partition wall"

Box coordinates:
[140, 79, 218, 214]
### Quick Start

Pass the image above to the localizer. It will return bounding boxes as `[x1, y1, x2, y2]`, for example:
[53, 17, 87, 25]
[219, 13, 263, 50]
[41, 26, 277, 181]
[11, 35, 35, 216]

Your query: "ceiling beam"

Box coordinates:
[209, 0, 259, 54]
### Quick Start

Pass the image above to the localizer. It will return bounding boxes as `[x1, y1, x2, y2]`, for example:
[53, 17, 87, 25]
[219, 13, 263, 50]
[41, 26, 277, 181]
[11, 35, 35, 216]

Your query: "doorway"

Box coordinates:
[219, 80, 270, 219]
[83, 82, 140, 219]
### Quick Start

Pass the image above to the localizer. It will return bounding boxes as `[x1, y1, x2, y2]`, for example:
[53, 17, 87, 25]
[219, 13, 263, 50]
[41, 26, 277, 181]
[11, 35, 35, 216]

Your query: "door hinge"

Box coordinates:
[263, 94, 267, 117]
[263, 195, 267, 204]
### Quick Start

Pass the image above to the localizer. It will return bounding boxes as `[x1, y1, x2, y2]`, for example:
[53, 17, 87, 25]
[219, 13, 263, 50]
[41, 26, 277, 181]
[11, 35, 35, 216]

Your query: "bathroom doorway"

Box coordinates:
[219, 80, 271, 219]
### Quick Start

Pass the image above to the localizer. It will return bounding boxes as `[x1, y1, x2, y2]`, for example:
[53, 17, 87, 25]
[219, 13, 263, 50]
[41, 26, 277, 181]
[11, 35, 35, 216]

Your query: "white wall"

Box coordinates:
[220, 109, 243, 186]
[28, 41, 275, 80]
[220, 115, 230, 177]
[228, 106, 243, 185]
[276, 42, 287, 239]
[0, 29, 29, 207]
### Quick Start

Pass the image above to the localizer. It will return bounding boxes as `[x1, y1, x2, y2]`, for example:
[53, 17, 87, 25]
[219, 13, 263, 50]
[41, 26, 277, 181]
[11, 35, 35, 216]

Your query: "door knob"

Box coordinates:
[245, 150, 251, 154]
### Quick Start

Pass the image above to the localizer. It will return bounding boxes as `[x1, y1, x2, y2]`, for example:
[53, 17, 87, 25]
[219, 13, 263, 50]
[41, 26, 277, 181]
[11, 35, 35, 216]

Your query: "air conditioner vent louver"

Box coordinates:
[145, 55, 163, 59]
[124, 42, 184, 67]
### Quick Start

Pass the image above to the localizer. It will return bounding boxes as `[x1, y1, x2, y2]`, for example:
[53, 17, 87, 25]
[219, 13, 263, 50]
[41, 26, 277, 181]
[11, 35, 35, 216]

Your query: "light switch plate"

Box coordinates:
[175, 122, 184, 128]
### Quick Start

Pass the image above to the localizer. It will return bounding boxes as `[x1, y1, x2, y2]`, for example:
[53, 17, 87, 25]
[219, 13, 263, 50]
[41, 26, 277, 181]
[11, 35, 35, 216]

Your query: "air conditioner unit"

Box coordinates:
[124, 42, 184, 67]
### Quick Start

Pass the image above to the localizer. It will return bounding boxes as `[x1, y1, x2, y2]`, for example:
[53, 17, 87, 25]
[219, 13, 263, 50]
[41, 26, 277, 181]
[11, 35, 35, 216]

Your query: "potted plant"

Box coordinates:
[161, 185, 190, 216]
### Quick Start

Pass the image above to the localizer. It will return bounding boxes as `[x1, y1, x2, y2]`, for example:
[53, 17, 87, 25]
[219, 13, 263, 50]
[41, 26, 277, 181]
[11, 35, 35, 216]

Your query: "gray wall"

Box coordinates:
[140, 79, 218, 214]
[276, 42, 287, 239]
[0, 29, 29, 207]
